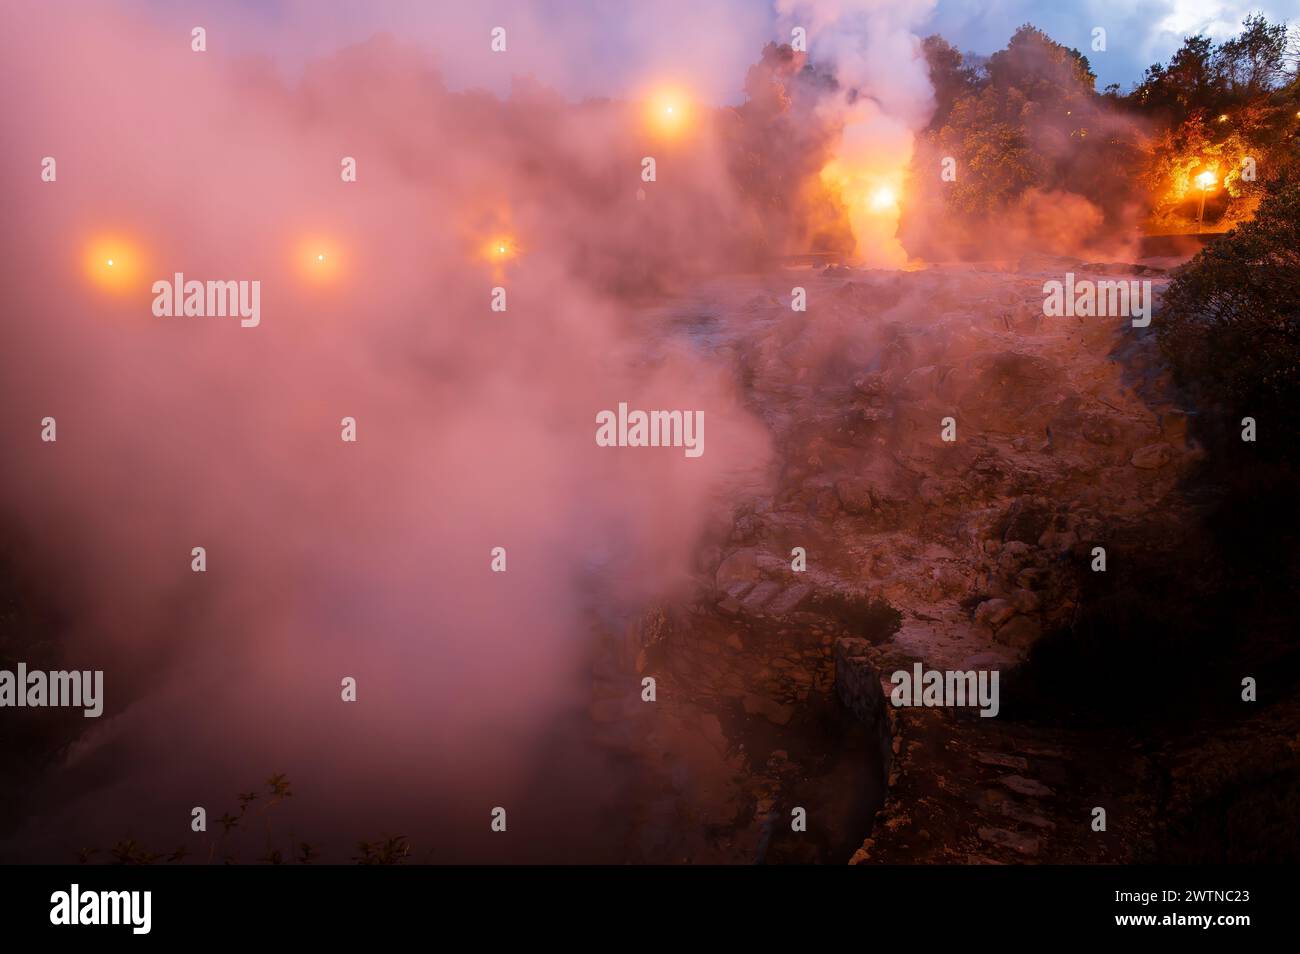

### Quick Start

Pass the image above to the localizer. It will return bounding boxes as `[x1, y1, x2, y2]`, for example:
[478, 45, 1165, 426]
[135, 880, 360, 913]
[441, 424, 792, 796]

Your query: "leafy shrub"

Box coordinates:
[1157, 166, 1300, 460]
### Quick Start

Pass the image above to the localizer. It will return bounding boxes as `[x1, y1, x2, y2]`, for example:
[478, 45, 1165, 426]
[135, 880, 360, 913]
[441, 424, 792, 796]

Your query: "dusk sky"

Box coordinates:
[124, 0, 1300, 100]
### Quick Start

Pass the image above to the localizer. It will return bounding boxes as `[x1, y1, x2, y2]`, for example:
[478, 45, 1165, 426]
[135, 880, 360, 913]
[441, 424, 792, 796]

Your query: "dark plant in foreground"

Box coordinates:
[79, 774, 412, 865]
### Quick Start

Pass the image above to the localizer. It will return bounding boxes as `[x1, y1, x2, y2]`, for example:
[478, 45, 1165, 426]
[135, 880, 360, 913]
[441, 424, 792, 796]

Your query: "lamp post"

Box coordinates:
[1195, 171, 1217, 234]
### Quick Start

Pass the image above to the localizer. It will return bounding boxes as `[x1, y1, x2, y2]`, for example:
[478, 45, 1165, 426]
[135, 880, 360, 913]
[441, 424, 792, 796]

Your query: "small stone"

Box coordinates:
[765, 583, 812, 616]
[999, 801, 1056, 829]
[977, 826, 1040, 856]
[1011, 588, 1041, 613]
[724, 580, 755, 601]
[1000, 775, 1054, 797]
[834, 478, 876, 515]
[976, 751, 1029, 771]
[975, 598, 1016, 628]
[742, 580, 783, 613]
[716, 548, 761, 587]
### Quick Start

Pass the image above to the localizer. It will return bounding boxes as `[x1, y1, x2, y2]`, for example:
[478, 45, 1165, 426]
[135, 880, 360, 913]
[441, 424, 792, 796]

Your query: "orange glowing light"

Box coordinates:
[868, 185, 899, 213]
[297, 238, 343, 283]
[1217, 114, 1229, 123]
[83, 236, 145, 293]
[818, 157, 909, 265]
[1197, 171, 1218, 191]
[481, 235, 518, 263]
[644, 85, 692, 138]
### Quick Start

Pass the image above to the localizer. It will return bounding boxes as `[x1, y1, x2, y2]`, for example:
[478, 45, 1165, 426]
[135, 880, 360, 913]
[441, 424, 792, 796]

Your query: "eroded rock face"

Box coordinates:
[686, 264, 1192, 668]
[716, 548, 761, 587]
[591, 262, 1200, 863]
[995, 614, 1042, 651]
[834, 478, 875, 515]
[1132, 442, 1174, 469]
[834, 637, 887, 729]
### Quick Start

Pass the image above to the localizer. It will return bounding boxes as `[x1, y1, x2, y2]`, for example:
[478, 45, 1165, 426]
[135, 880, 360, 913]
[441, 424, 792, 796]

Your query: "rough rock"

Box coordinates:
[834, 478, 875, 515]
[995, 614, 1043, 651]
[716, 548, 761, 587]
[765, 583, 812, 616]
[743, 693, 794, 726]
[1001, 775, 1055, 797]
[975, 598, 1017, 629]
[1010, 588, 1041, 613]
[977, 751, 1030, 771]
[833, 637, 887, 728]
[1131, 442, 1174, 469]
[977, 826, 1040, 856]
[741, 580, 782, 613]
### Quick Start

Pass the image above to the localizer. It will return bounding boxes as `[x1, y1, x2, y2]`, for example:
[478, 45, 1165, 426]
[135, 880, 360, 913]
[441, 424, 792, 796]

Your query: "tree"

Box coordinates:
[920, 34, 980, 131]
[906, 24, 1131, 241]
[727, 42, 854, 257]
[1157, 168, 1300, 460]
[1131, 35, 1222, 118]
[1216, 14, 1290, 98]
[985, 24, 1096, 103]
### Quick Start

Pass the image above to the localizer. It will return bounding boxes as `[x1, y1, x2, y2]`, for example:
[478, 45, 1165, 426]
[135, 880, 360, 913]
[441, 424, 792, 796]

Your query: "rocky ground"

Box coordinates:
[589, 255, 1214, 863]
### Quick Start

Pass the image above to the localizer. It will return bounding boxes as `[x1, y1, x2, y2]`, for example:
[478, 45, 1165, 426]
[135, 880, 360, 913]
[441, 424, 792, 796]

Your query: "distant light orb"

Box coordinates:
[645, 85, 691, 138]
[84, 237, 143, 292]
[297, 238, 341, 283]
[484, 235, 517, 263]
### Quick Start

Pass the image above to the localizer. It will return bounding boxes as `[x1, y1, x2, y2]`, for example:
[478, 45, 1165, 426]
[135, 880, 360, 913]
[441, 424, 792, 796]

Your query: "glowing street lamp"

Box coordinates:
[644, 85, 692, 139]
[296, 238, 342, 283]
[1196, 170, 1218, 233]
[83, 236, 144, 293]
[483, 235, 516, 262]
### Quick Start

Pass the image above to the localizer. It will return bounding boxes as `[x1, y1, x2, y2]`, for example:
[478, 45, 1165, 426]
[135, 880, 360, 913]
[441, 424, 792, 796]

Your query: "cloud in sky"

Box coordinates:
[132, 0, 777, 103]
[123, 0, 1296, 98]
[929, 0, 1300, 89]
